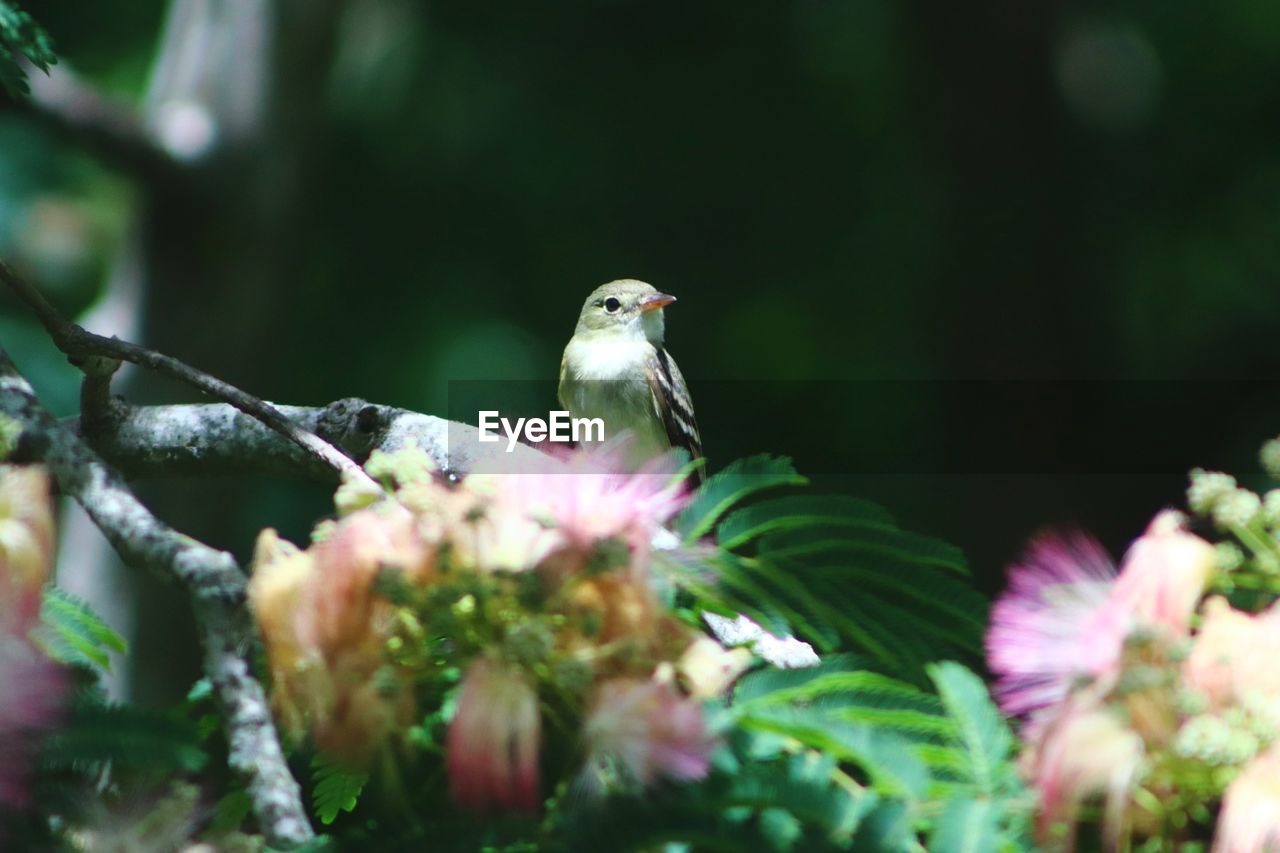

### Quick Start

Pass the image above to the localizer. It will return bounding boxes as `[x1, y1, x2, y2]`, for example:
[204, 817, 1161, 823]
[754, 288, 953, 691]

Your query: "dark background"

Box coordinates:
[3, 1, 1278, 695]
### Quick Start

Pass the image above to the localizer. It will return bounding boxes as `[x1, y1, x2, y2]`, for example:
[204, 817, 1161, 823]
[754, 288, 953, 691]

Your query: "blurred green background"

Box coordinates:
[4, 1, 1279, 696]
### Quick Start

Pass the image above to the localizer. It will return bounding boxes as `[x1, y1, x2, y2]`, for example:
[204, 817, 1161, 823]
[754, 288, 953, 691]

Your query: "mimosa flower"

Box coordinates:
[1184, 596, 1280, 708]
[0, 467, 68, 812]
[579, 677, 714, 794]
[1024, 694, 1145, 847]
[250, 511, 425, 761]
[0, 465, 55, 630]
[471, 448, 687, 558]
[988, 512, 1214, 717]
[1215, 745, 1280, 853]
[986, 531, 1121, 716]
[0, 641, 69, 809]
[1109, 511, 1214, 637]
[446, 658, 542, 813]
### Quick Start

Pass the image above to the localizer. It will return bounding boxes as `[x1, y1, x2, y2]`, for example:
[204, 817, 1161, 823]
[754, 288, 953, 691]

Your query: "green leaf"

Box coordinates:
[42, 700, 208, 773]
[850, 799, 914, 852]
[677, 458, 985, 681]
[311, 753, 369, 825]
[716, 495, 896, 550]
[759, 807, 803, 851]
[35, 586, 127, 672]
[0, 1, 57, 98]
[760, 523, 969, 575]
[927, 662, 1013, 796]
[675, 455, 807, 542]
[929, 797, 1000, 853]
[738, 708, 929, 800]
[721, 756, 872, 844]
[207, 788, 253, 836]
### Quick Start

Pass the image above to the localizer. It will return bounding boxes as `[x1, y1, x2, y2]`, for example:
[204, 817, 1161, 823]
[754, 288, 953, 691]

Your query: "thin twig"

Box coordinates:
[0, 258, 379, 490]
[0, 348, 314, 848]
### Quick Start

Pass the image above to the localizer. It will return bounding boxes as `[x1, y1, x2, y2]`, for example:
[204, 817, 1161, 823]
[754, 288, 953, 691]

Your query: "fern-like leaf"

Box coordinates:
[670, 463, 987, 680]
[675, 455, 807, 541]
[35, 586, 127, 672]
[0, 1, 56, 98]
[42, 699, 207, 773]
[929, 797, 1001, 853]
[716, 495, 895, 550]
[926, 662, 1013, 796]
[311, 753, 369, 825]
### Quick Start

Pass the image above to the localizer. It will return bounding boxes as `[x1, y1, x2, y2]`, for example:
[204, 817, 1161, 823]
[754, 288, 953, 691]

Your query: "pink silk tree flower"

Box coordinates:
[1184, 596, 1280, 708]
[0, 640, 68, 810]
[1024, 694, 1145, 848]
[988, 512, 1215, 718]
[1215, 745, 1280, 853]
[0, 467, 68, 812]
[579, 678, 715, 795]
[1109, 511, 1214, 637]
[446, 658, 541, 813]
[471, 447, 687, 557]
[986, 531, 1122, 716]
[0, 465, 56, 633]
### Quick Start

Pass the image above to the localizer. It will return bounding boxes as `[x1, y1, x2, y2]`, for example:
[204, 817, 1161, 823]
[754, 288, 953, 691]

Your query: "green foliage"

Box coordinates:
[666, 457, 986, 679]
[675, 454, 809, 541]
[42, 696, 209, 775]
[721, 657, 1029, 851]
[554, 658, 1028, 850]
[0, 0, 56, 97]
[925, 663, 1028, 852]
[208, 788, 253, 836]
[35, 585, 128, 672]
[558, 748, 879, 851]
[311, 754, 369, 825]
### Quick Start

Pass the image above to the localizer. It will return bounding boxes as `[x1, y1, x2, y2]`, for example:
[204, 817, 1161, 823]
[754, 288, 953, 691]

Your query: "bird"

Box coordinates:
[558, 279, 705, 485]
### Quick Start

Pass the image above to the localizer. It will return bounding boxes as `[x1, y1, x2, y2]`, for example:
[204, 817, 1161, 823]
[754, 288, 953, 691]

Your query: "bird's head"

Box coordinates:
[574, 279, 676, 345]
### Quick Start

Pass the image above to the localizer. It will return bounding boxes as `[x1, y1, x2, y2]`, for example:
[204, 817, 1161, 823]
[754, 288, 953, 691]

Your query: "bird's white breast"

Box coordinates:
[564, 338, 654, 381]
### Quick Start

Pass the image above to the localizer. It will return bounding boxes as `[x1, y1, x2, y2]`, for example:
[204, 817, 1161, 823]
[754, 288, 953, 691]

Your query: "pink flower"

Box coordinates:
[986, 531, 1122, 716]
[471, 447, 687, 558]
[446, 659, 541, 812]
[987, 512, 1214, 717]
[0, 640, 68, 809]
[1184, 596, 1280, 707]
[0, 465, 55, 634]
[579, 678, 715, 794]
[1215, 745, 1280, 853]
[1023, 693, 1145, 848]
[1109, 510, 1214, 637]
[0, 466, 68, 812]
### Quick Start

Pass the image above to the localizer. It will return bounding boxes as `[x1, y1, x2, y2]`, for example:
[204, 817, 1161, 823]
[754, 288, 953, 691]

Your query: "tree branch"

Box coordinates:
[66, 398, 547, 482]
[0, 258, 380, 491]
[0, 347, 313, 848]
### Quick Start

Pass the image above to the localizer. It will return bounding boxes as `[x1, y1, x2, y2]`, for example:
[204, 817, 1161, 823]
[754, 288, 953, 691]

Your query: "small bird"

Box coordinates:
[559, 279, 704, 484]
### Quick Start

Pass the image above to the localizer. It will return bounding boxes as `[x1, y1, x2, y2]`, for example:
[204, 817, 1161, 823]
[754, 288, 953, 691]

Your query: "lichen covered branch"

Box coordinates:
[73, 399, 547, 481]
[0, 348, 314, 849]
[0, 259, 378, 490]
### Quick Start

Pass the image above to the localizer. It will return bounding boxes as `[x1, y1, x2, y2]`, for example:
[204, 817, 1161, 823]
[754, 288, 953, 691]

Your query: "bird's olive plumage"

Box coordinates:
[558, 280, 704, 483]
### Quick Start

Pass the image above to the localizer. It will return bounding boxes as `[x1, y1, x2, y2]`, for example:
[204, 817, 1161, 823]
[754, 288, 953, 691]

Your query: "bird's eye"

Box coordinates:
[603, 297, 621, 313]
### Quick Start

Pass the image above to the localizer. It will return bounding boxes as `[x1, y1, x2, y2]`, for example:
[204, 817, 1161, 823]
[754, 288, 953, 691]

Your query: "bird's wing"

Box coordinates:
[647, 347, 705, 484]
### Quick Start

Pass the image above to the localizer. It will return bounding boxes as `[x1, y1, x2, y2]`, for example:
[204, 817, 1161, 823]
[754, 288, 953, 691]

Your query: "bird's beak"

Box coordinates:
[638, 292, 677, 312]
